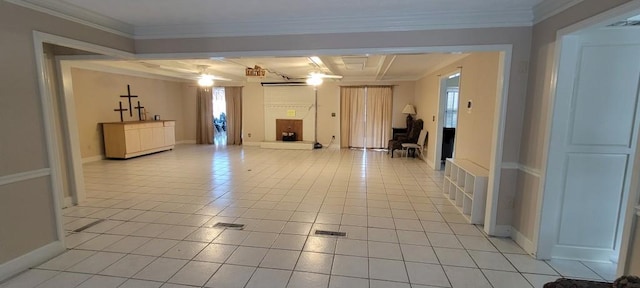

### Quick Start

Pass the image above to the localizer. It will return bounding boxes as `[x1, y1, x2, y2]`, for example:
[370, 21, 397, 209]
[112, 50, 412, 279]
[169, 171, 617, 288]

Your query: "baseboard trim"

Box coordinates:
[0, 241, 65, 282]
[511, 228, 536, 256]
[63, 197, 73, 208]
[551, 245, 613, 262]
[177, 140, 196, 144]
[81, 155, 104, 163]
[493, 225, 512, 237]
[0, 168, 51, 186]
[501, 162, 541, 178]
[242, 141, 262, 147]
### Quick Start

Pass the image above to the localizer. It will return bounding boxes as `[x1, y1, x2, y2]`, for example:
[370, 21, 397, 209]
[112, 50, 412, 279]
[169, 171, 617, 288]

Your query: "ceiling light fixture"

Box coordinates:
[306, 74, 323, 86]
[198, 75, 214, 87]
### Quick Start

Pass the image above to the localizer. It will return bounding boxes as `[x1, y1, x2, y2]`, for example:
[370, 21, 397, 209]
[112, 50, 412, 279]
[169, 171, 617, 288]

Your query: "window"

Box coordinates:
[444, 87, 459, 128]
[212, 87, 226, 134]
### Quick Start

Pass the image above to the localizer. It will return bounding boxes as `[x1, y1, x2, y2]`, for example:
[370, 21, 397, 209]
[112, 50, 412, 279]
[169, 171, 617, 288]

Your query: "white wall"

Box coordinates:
[263, 86, 316, 142]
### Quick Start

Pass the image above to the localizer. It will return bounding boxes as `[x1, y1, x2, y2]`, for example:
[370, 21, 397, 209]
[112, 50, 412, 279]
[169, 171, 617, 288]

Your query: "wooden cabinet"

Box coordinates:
[442, 158, 489, 224]
[102, 121, 176, 159]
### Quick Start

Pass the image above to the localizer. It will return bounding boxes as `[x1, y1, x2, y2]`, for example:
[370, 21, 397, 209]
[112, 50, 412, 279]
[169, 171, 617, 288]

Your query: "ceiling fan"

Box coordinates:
[305, 72, 343, 86]
[307, 72, 343, 79]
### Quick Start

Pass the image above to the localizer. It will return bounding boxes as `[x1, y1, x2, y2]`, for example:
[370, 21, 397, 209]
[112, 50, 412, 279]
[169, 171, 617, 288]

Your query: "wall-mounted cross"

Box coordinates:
[134, 101, 145, 121]
[113, 101, 128, 122]
[120, 85, 138, 117]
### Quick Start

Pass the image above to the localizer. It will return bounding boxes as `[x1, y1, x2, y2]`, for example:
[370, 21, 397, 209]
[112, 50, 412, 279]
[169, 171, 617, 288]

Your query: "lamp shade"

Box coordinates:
[402, 104, 416, 115]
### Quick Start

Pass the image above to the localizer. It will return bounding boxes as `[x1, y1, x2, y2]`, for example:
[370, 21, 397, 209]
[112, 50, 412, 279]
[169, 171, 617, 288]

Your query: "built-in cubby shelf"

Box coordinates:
[443, 158, 489, 224]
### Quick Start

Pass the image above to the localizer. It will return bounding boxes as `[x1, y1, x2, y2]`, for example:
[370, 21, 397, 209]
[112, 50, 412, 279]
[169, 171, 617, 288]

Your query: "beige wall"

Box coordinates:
[242, 82, 266, 143]
[316, 82, 341, 146]
[0, 177, 57, 264]
[414, 69, 441, 164]
[414, 52, 500, 170]
[0, 1, 133, 270]
[391, 82, 416, 129]
[453, 52, 500, 168]
[71, 68, 189, 159]
[512, 0, 633, 249]
[182, 85, 197, 142]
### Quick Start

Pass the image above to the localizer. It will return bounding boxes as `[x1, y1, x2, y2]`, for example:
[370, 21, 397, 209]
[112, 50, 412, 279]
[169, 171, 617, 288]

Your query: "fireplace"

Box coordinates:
[276, 119, 303, 141]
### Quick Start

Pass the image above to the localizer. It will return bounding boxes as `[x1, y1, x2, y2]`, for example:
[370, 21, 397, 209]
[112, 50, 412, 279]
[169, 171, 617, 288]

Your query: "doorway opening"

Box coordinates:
[435, 71, 461, 170]
[212, 87, 227, 146]
[443, 73, 460, 168]
[35, 33, 514, 266]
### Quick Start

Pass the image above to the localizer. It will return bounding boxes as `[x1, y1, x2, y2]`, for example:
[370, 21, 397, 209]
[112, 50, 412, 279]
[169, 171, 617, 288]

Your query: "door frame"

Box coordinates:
[33, 31, 514, 248]
[534, 1, 640, 274]
[433, 70, 462, 170]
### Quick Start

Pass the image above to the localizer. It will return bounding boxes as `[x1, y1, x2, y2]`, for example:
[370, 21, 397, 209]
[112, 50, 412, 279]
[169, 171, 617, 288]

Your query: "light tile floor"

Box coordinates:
[1, 145, 617, 288]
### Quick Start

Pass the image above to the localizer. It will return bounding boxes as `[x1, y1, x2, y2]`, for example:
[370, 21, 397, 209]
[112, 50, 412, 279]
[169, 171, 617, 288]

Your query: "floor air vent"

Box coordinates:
[214, 222, 245, 229]
[315, 230, 347, 237]
[73, 219, 106, 232]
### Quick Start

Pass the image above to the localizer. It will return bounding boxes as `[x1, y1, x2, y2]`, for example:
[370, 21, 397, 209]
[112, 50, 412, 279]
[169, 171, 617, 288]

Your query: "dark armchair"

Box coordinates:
[388, 119, 424, 158]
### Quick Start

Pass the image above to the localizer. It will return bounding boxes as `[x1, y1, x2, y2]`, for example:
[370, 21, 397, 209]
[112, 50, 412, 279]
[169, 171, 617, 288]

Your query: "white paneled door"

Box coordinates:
[542, 28, 640, 262]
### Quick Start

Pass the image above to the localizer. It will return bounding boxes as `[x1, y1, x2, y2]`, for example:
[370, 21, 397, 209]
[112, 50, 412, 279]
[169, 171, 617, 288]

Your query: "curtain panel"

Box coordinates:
[225, 86, 243, 145]
[196, 87, 214, 144]
[340, 87, 365, 148]
[340, 86, 393, 149]
[365, 86, 393, 149]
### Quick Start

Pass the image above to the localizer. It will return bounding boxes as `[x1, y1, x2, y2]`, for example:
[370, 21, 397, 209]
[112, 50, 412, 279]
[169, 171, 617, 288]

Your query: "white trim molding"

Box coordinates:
[133, 10, 534, 39]
[636, 205, 640, 217]
[63, 196, 73, 208]
[0, 168, 51, 186]
[0, 241, 65, 282]
[7, 0, 535, 39]
[6, 0, 132, 37]
[501, 162, 542, 178]
[519, 165, 541, 178]
[533, 0, 584, 24]
[242, 141, 263, 147]
[82, 155, 104, 164]
[512, 228, 537, 256]
[494, 225, 513, 237]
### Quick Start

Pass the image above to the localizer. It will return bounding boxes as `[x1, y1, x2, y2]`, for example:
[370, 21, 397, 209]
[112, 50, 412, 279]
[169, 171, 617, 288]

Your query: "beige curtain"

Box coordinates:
[340, 87, 366, 148]
[225, 86, 243, 145]
[365, 86, 393, 148]
[196, 87, 214, 144]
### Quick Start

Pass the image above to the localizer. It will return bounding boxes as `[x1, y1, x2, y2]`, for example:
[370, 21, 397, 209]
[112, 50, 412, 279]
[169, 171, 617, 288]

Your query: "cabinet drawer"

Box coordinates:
[164, 121, 175, 127]
[141, 122, 164, 128]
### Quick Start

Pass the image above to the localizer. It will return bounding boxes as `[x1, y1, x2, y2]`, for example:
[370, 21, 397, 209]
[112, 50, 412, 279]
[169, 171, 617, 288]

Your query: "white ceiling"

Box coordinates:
[11, 0, 550, 37]
[80, 53, 470, 83]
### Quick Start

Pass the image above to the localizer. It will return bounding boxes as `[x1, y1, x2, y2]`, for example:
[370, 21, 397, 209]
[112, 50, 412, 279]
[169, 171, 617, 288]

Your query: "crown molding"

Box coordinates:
[133, 9, 534, 39]
[533, 0, 584, 24]
[5, 0, 133, 37]
[8, 0, 537, 39]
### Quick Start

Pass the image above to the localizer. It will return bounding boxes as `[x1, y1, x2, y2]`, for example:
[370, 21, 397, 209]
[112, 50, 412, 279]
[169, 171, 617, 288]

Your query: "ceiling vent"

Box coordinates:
[342, 56, 368, 71]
